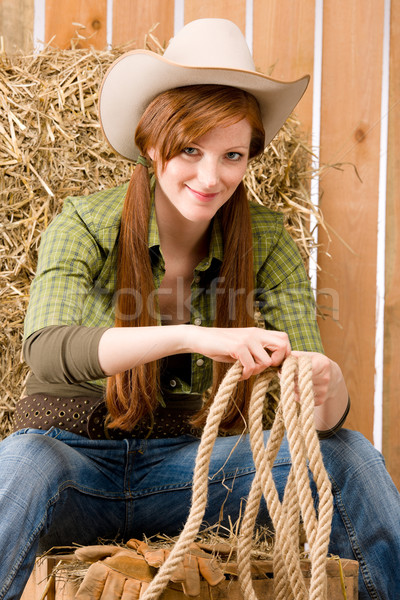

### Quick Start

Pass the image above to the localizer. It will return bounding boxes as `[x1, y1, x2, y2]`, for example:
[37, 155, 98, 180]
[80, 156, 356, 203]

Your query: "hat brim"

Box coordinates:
[99, 50, 310, 161]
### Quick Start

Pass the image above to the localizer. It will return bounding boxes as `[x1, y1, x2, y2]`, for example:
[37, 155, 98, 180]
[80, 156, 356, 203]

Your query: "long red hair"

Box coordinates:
[106, 85, 265, 431]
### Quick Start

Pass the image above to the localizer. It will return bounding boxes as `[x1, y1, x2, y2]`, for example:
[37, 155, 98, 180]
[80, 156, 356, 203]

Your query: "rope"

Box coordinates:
[238, 355, 333, 599]
[140, 355, 333, 600]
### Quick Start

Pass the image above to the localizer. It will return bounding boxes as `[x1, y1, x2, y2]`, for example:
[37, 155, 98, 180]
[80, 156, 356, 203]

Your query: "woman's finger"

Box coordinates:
[235, 347, 257, 380]
[249, 344, 273, 373]
[260, 331, 291, 367]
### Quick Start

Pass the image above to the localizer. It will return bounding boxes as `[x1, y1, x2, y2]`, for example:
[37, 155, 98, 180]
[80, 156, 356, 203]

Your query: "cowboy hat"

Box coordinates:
[99, 18, 309, 161]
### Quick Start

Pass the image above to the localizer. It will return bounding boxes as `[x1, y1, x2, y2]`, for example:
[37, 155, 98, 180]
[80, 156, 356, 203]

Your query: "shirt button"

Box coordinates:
[196, 358, 204, 367]
[194, 317, 202, 326]
[170, 379, 177, 388]
[194, 275, 201, 284]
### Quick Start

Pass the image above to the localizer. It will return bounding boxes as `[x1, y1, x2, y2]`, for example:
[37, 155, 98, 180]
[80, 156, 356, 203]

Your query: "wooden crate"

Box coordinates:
[21, 555, 77, 600]
[21, 554, 358, 599]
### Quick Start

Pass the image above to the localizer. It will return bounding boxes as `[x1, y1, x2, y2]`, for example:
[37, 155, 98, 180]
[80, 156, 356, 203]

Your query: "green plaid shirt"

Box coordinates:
[24, 183, 323, 395]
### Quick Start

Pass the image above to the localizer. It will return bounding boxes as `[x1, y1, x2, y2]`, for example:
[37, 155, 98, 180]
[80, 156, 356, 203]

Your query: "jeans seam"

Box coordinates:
[124, 440, 135, 538]
[329, 474, 381, 600]
[57, 479, 129, 499]
[131, 466, 256, 496]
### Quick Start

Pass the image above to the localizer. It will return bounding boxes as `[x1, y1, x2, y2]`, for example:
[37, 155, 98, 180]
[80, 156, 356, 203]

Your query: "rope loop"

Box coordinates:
[140, 355, 333, 600]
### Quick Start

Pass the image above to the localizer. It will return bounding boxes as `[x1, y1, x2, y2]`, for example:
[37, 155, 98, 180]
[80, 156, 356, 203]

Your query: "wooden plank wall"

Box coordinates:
[112, 0, 175, 49]
[253, 0, 316, 138]
[0, 0, 34, 53]
[1, 0, 399, 488]
[44, 0, 108, 49]
[383, 0, 400, 486]
[317, 1, 385, 446]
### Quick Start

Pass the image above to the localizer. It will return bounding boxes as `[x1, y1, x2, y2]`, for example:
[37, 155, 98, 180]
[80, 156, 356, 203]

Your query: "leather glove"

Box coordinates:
[74, 545, 155, 600]
[128, 539, 225, 597]
[75, 540, 225, 599]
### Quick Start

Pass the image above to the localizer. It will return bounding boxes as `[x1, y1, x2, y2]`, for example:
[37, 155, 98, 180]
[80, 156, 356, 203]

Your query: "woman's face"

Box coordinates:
[150, 118, 252, 225]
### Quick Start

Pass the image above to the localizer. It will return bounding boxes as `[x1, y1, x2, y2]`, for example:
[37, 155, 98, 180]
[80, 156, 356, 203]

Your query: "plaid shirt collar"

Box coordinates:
[147, 197, 224, 271]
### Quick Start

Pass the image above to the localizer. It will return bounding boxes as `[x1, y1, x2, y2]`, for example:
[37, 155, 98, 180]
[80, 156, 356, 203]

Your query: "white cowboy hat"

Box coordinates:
[99, 18, 309, 161]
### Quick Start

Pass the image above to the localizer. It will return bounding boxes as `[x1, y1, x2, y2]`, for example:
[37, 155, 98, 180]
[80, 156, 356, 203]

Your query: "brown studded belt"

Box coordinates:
[13, 394, 203, 440]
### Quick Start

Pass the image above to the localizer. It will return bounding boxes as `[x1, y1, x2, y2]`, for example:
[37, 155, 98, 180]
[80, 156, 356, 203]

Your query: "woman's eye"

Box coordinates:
[183, 147, 198, 156]
[226, 151, 242, 161]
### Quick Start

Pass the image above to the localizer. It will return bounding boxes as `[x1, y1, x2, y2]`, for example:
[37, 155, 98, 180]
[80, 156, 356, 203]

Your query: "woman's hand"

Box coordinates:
[291, 351, 338, 406]
[186, 326, 291, 380]
[291, 350, 349, 431]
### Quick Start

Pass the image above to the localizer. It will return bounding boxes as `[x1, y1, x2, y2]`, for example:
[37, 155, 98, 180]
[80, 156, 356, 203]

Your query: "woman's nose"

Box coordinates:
[197, 158, 220, 188]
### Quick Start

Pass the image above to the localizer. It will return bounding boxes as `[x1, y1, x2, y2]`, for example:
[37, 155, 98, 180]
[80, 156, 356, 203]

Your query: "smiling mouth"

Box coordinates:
[186, 186, 220, 201]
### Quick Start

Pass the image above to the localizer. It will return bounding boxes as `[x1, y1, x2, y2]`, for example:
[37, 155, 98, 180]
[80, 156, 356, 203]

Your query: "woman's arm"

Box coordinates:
[99, 327, 348, 431]
[98, 324, 291, 379]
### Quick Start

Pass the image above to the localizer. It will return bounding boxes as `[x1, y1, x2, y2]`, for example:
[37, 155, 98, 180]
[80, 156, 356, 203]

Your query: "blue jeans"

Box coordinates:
[0, 427, 398, 600]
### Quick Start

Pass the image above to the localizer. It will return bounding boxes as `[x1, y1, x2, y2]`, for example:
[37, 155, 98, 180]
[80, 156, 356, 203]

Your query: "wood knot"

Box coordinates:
[92, 19, 102, 30]
[354, 127, 366, 143]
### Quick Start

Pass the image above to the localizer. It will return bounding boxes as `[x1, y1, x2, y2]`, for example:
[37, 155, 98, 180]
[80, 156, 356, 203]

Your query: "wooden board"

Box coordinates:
[184, 0, 246, 33]
[0, 0, 34, 54]
[253, 0, 316, 138]
[383, 0, 400, 489]
[45, 0, 107, 49]
[112, 0, 175, 50]
[316, 0, 385, 441]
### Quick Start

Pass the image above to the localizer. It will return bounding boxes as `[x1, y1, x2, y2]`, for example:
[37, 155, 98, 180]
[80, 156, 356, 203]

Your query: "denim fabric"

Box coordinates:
[0, 427, 398, 599]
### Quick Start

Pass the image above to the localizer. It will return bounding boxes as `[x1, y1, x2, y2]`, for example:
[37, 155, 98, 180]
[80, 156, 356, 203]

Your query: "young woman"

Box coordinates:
[1, 19, 399, 600]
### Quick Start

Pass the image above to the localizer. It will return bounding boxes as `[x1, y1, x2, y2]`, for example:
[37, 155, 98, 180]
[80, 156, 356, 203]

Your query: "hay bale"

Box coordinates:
[0, 42, 325, 439]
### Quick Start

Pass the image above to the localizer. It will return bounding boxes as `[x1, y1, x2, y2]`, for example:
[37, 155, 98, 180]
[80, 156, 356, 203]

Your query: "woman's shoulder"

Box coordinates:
[62, 183, 129, 234]
[248, 201, 284, 238]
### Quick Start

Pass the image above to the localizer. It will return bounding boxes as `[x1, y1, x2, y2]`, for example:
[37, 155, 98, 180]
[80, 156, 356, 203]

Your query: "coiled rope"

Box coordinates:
[141, 354, 333, 600]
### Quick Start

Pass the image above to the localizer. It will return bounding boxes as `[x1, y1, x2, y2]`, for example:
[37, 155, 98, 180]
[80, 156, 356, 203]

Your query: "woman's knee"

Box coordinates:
[320, 428, 387, 488]
[323, 428, 383, 461]
[0, 431, 75, 489]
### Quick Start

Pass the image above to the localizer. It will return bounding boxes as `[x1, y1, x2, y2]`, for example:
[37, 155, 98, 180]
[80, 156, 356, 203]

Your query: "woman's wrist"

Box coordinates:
[178, 323, 197, 354]
[317, 396, 351, 439]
